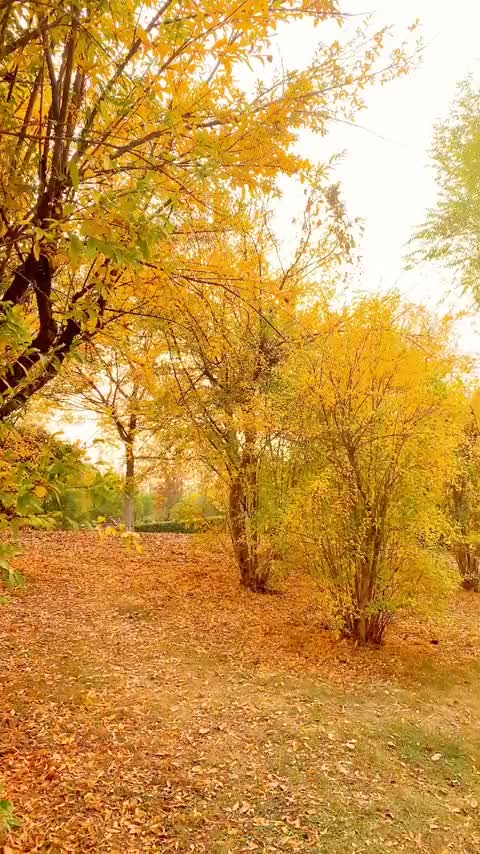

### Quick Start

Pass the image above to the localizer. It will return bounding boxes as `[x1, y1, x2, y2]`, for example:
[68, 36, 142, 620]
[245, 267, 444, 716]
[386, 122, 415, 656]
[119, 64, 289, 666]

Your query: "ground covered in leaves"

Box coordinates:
[1, 532, 480, 853]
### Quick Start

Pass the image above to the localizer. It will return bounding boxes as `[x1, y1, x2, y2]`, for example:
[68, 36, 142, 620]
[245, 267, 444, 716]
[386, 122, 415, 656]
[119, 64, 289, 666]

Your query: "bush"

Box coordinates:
[135, 516, 224, 534]
[279, 297, 467, 644]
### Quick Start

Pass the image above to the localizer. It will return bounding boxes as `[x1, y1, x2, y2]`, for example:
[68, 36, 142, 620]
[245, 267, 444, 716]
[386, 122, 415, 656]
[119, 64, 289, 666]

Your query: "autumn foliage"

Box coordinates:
[279, 298, 467, 642]
[3, 5, 480, 850]
[0, 0, 408, 417]
[0, 2, 478, 648]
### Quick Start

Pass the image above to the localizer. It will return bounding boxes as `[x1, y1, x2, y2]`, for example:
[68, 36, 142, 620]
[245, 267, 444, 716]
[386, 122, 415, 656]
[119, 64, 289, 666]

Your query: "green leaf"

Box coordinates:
[138, 236, 151, 259]
[85, 237, 99, 259]
[69, 233, 83, 261]
[69, 160, 80, 190]
[16, 492, 42, 516]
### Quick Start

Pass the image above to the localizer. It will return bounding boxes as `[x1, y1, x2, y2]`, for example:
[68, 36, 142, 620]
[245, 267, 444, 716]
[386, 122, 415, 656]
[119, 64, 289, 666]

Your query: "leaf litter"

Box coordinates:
[1, 532, 479, 852]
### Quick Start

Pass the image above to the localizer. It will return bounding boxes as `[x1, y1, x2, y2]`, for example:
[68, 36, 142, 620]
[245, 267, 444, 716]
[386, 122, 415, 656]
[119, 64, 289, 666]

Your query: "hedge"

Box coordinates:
[135, 517, 224, 534]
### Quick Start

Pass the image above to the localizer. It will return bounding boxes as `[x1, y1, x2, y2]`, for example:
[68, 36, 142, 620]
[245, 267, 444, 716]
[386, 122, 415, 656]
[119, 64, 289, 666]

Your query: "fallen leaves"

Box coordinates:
[1, 532, 480, 853]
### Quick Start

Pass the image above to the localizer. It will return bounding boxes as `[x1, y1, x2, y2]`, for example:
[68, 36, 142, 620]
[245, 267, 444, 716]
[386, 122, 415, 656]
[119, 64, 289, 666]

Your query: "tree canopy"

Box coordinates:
[0, 0, 408, 418]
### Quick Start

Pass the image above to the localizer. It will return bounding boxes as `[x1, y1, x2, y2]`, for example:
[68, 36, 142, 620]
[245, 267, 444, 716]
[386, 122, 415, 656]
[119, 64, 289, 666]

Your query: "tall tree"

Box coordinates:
[162, 189, 350, 590]
[0, 0, 409, 418]
[412, 79, 480, 299]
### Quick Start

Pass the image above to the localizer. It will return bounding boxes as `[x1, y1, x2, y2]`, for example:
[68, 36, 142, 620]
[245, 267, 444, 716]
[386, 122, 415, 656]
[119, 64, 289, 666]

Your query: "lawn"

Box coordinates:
[1, 532, 479, 853]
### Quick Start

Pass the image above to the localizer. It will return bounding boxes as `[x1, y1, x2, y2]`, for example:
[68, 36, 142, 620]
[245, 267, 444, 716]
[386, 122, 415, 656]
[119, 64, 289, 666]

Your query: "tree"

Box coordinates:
[45, 333, 169, 529]
[162, 189, 350, 590]
[0, 0, 410, 418]
[412, 79, 480, 299]
[155, 468, 186, 521]
[448, 393, 480, 592]
[279, 296, 467, 644]
[163, 277, 279, 590]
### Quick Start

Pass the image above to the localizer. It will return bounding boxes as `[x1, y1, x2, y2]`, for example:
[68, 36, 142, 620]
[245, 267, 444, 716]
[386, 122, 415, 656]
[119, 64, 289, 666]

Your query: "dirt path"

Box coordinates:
[1, 533, 480, 852]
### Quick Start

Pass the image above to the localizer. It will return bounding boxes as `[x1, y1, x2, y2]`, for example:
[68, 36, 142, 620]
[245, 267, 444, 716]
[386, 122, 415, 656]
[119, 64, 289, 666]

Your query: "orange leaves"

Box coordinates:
[2, 531, 480, 851]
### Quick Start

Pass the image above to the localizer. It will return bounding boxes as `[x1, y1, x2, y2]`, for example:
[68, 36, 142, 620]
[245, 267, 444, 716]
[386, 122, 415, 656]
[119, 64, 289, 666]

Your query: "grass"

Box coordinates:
[0, 531, 479, 852]
[390, 723, 474, 771]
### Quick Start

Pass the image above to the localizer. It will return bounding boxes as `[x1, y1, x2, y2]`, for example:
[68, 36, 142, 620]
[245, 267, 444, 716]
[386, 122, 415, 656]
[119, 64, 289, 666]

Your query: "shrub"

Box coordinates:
[279, 297, 467, 643]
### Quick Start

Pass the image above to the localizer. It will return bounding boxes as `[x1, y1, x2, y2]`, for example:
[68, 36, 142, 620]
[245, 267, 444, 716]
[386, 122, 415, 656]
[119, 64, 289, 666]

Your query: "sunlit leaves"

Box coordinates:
[278, 295, 468, 642]
[0, 0, 412, 416]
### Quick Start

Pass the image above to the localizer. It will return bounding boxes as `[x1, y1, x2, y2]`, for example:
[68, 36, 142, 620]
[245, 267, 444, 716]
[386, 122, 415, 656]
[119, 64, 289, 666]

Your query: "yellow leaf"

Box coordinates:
[81, 219, 105, 239]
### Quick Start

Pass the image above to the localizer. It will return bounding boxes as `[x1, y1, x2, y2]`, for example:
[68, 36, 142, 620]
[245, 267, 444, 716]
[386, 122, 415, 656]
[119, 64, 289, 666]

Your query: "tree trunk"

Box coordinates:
[343, 521, 390, 644]
[228, 433, 270, 592]
[353, 558, 372, 644]
[0, 263, 103, 420]
[229, 476, 260, 590]
[0, 252, 109, 421]
[344, 607, 390, 645]
[123, 441, 135, 531]
[453, 543, 480, 592]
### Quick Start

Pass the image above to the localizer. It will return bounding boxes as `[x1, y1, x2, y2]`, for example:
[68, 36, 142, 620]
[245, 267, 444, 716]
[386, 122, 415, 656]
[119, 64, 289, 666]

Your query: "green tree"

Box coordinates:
[0, 422, 123, 536]
[412, 79, 480, 299]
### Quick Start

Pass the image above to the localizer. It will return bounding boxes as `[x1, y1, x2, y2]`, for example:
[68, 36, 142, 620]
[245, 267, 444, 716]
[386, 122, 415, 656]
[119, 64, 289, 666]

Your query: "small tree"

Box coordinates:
[45, 334, 165, 529]
[280, 296, 467, 644]
[155, 469, 185, 522]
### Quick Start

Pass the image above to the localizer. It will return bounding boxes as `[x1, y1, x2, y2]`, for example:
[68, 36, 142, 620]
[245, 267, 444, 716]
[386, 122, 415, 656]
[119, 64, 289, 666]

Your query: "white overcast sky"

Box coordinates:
[276, 0, 480, 355]
[332, 0, 480, 295]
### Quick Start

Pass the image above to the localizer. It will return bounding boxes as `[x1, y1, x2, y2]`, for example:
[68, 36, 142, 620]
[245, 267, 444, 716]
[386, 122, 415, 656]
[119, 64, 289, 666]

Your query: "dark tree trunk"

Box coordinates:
[0, 14, 97, 419]
[228, 433, 270, 593]
[123, 441, 135, 531]
[0, 249, 106, 420]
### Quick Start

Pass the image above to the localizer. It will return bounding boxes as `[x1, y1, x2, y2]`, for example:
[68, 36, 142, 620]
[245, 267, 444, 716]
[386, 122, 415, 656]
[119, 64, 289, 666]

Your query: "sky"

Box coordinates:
[315, 0, 480, 291]
[56, 0, 480, 452]
[276, 0, 480, 352]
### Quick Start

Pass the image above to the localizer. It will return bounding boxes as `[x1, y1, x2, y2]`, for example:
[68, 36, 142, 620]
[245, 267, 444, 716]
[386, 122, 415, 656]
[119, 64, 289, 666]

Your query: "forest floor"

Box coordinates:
[1, 532, 480, 854]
